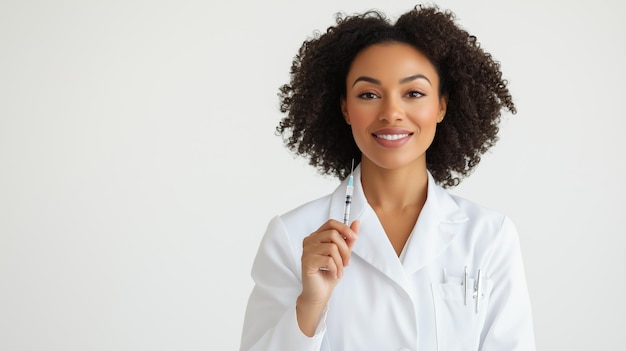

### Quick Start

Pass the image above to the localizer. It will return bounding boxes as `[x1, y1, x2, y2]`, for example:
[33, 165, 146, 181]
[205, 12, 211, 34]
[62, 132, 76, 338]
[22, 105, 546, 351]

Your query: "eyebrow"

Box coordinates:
[352, 74, 432, 87]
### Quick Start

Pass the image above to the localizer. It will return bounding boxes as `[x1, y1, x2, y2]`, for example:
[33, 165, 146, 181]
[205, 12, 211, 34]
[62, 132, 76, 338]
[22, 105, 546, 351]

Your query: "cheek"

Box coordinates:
[411, 103, 442, 124]
[346, 105, 374, 127]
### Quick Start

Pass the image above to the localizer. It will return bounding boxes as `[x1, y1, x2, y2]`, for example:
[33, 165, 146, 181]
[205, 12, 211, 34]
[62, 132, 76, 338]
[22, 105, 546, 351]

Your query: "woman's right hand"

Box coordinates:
[296, 219, 360, 336]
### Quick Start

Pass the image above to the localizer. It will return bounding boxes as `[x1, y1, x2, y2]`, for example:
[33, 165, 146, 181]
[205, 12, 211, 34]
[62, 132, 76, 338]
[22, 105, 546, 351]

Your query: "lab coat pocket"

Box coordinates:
[431, 276, 493, 351]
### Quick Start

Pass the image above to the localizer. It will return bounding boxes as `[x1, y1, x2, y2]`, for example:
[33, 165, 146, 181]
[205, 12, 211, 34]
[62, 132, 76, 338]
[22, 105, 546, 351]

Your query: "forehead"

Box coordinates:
[347, 42, 439, 84]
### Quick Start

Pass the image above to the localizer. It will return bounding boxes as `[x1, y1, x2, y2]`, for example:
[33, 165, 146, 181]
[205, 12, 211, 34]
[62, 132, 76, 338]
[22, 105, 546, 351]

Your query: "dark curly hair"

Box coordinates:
[277, 5, 516, 187]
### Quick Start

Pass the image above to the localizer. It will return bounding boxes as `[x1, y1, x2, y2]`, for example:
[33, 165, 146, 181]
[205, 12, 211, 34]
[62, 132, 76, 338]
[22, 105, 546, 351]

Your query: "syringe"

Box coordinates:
[342, 159, 354, 225]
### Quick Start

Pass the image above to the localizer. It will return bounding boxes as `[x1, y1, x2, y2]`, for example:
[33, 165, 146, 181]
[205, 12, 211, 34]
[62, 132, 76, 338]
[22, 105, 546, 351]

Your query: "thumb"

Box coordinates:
[347, 220, 360, 248]
[350, 220, 360, 234]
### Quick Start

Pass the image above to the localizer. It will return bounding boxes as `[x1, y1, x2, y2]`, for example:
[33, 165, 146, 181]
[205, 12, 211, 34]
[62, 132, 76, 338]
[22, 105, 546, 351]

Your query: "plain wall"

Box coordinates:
[1, 0, 625, 349]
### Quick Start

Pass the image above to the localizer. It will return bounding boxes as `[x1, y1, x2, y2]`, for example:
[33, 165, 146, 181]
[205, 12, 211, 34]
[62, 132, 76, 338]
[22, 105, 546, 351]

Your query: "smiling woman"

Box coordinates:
[275, 5, 515, 188]
[240, 5, 535, 351]
[341, 43, 447, 180]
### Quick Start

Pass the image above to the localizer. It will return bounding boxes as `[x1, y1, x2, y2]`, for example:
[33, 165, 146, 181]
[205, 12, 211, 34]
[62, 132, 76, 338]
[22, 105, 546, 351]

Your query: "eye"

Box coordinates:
[406, 90, 424, 98]
[357, 92, 379, 100]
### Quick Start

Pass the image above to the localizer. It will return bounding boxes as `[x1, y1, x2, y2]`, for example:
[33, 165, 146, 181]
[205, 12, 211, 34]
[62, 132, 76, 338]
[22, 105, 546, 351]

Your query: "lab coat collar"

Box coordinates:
[329, 165, 469, 288]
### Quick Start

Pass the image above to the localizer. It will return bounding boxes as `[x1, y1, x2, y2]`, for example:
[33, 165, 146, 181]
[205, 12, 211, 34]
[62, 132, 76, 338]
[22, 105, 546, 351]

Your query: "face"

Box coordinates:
[341, 42, 447, 172]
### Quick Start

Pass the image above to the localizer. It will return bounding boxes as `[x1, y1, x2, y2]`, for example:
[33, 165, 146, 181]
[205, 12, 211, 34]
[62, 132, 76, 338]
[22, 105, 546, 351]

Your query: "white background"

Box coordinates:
[1, 0, 625, 350]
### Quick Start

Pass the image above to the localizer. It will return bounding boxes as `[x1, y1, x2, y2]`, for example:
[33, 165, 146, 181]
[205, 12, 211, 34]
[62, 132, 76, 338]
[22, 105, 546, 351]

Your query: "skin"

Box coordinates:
[297, 42, 447, 337]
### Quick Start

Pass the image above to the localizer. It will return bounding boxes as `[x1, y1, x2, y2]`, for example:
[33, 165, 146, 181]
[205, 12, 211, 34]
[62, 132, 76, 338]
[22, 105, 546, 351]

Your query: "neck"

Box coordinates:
[360, 158, 429, 211]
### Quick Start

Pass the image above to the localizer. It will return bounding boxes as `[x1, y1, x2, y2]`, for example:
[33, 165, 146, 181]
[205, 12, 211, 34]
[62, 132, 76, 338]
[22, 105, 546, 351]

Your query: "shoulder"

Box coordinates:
[278, 193, 333, 237]
[446, 191, 518, 241]
[450, 193, 506, 222]
[441, 191, 523, 269]
[254, 193, 334, 269]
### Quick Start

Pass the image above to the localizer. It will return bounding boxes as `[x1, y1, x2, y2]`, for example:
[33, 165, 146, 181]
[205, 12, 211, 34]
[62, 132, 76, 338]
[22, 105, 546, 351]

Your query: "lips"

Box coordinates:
[375, 133, 411, 140]
[372, 128, 413, 147]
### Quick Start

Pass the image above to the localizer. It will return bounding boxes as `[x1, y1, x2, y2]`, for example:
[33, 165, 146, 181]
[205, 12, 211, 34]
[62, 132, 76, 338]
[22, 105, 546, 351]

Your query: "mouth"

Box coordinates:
[373, 133, 412, 140]
[371, 128, 414, 147]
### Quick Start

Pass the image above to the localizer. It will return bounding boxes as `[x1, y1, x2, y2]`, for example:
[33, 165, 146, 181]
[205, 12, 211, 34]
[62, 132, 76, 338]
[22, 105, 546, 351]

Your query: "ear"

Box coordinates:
[437, 94, 448, 123]
[340, 97, 350, 125]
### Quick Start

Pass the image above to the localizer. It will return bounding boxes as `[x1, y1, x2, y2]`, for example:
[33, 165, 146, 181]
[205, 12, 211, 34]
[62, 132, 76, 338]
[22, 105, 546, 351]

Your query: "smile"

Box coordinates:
[374, 133, 411, 140]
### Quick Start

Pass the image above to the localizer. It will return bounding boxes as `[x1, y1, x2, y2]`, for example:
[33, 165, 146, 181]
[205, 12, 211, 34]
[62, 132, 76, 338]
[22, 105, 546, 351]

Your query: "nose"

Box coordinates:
[378, 96, 404, 122]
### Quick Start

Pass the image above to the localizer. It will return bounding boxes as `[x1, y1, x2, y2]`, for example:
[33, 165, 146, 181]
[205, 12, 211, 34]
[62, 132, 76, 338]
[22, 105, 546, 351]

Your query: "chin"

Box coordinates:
[363, 154, 426, 172]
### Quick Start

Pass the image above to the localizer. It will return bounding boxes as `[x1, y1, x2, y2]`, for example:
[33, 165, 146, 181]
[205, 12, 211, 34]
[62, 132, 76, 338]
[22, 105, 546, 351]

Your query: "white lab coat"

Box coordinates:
[240, 166, 535, 351]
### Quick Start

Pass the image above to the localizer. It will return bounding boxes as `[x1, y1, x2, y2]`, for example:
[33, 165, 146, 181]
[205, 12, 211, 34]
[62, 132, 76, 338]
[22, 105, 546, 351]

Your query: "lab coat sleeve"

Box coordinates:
[479, 216, 536, 351]
[240, 216, 328, 351]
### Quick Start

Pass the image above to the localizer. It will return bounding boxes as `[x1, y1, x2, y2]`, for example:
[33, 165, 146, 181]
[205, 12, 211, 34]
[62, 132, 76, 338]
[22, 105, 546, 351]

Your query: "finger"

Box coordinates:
[304, 220, 358, 268]
[318, 222, 359, 265]
[306, 227, 351, 252]
[316, 219, 357, 242]
[317, 230, 352, 267]
[315, 252, 339, 279]
[346, 220, 360, 248]
[322, 243, 344, 279]
[302, 251, 335, 276]
[303, 238, 345, 269]
[308, 241, 346, 275]
[350, 219, 360, 233]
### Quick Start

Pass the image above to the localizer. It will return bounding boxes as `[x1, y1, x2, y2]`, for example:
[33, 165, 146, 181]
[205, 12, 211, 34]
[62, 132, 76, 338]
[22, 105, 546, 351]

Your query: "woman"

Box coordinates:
[241, 5, 535, 351]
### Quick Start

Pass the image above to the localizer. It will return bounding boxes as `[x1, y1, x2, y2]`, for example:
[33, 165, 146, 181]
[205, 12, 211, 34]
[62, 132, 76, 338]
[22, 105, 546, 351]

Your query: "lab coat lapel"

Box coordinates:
[401, 172, 469, 275]
[352, 207, 411, 288]
[329, 166, 411, 290]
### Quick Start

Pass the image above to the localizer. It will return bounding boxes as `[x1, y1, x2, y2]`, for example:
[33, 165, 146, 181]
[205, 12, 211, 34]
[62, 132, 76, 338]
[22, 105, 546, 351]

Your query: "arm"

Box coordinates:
[479, 217, 536, 351]
[240, 216, 359, 351]
[239, 216, 327, 351]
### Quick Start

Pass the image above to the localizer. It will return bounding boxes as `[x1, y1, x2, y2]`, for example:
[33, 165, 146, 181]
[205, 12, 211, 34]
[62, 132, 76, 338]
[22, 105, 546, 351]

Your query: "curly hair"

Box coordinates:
[277, 5, 515, 187]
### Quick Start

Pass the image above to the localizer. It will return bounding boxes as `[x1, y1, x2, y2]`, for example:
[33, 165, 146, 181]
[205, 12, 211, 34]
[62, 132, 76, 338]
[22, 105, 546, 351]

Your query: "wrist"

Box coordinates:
[297, 293, 329, 308]
[296, 294, 328, 337]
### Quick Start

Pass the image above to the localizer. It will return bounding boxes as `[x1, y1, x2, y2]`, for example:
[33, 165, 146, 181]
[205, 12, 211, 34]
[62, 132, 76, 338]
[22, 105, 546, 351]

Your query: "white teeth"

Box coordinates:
[375, 134, 409, 140]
